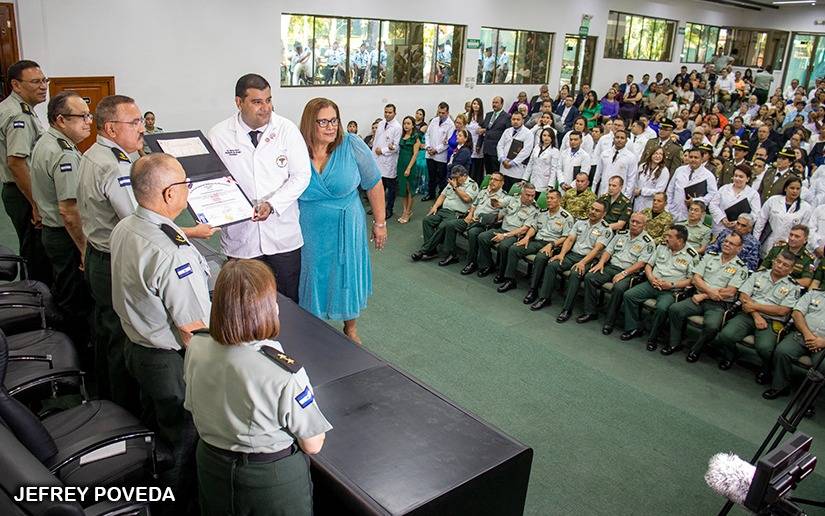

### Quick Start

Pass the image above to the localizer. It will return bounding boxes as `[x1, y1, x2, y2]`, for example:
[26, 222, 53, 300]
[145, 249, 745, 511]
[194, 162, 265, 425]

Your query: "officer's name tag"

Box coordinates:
[175, 263, 193, 279]
[60, 163, 73, 173]
[117, 176, 131, 187]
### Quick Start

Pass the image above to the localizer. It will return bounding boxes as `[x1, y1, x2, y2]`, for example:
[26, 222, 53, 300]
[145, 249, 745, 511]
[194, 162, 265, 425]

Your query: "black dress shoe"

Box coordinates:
[718, 360, 733, 370]
[762, 387, 791, 400]
[602, 325, 614, 335]
[686, 352, 701, 363]
[477, 266, 495, 278]
[530, 298, 551, 311]
[411, 251, 424, 261]
[620, 328, 645, 341]
[755, 371, 771, 385]
[419, 251, 439, 261]
[493, 274, 506, 284]
[523, 289, 538, 304]
[556, 310, 572, 323]
[576, 313, 598, 324]
[805, 406, 816, 418]
[461, 262, 478, 275]
[660, 344, 682, 356]
[646, 340, 658, 352]
[438, 254, 459, 267]
[497, 280, 517, 293]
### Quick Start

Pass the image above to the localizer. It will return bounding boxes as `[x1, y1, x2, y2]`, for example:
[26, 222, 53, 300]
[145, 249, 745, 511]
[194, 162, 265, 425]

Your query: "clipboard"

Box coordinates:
[684, 180, 708, 199]
[724, 198, 751, 222]
[507, 139, 524, 160]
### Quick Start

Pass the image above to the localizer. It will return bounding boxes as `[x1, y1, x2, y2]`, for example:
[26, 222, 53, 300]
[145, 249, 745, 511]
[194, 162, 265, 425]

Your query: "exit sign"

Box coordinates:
[467, 38, 482, 50]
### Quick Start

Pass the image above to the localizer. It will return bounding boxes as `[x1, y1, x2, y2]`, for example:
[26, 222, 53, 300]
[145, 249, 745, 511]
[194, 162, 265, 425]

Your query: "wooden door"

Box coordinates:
[0, 3, 20, 99]
[49, 76, 115, 152]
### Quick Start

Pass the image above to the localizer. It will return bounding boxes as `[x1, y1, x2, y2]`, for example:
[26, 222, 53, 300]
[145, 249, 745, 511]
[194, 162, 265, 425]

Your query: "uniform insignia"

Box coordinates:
[110, 147, 130, 163]
[117, 176, 131, 187]
[259, 345, 301, 373]
[295, 386, 315, 408]
[707, 250, 719, 255]
[642, 234, 652, 243]
[617, 229, 628, 234]
[57, 138, 73, 151]
[59, 163, 72, 173]
[12, 120, 24, 128]
[600, 220, 609, 227]
[788, 277, 799, 285]
[275, 154, 288, 168]
[734, 258, 744, 266]
[560, 210, 570, 218]
[724, 266, 737, 274]
[772, 240, 787, 247]
[174, 263, 193, 279]
[686, 247, 698, 257]
[160, 223, 189, 246]
[19, 103, 31, 115]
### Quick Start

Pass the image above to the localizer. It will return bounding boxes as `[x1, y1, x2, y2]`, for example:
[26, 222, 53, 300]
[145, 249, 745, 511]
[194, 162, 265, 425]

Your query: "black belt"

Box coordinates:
[87, 245, 111, 260]
[203, 441, 295, 463]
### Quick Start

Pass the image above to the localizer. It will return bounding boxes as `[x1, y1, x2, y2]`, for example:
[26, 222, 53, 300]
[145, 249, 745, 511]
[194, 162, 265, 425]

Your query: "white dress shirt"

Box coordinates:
[373, 118, 402, 178]
[594, 146, 637, 197]
[496, 126, 535, 179]
[559, 147, 591, 190]
[666, 164, 718, 221]
[424, 116, 455, 163]
[208, 113, 311, 258]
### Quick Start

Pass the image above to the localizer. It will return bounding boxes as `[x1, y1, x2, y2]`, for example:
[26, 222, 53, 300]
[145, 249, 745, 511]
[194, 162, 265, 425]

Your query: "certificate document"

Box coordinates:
[187, 176, 253, 227]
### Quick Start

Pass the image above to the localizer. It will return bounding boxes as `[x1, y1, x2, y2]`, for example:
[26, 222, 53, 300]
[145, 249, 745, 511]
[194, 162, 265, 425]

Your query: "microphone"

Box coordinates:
[705, 452, 756, 505]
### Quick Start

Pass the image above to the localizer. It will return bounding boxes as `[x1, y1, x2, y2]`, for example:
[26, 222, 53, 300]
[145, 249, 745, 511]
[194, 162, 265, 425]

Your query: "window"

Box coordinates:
[280, 13, 465, 87]
[681, 23, 730, 64]
[604, 11, 676, 62]
[478, 27, 553, 85]
[728, 28, 789, 69]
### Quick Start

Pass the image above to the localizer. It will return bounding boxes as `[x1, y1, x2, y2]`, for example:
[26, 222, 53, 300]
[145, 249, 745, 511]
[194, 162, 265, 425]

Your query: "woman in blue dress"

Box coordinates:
[298, 98, 386, 344]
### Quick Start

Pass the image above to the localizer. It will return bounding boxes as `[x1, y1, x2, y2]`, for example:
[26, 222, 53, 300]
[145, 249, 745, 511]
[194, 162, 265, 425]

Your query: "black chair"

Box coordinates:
[0, 246, 61, 335]
[2, 328, 82, 402]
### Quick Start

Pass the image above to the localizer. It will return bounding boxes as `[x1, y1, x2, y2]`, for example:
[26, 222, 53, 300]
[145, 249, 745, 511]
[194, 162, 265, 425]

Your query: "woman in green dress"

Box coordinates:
[396, 115, 422, 223]
[580, 90, 602, 129]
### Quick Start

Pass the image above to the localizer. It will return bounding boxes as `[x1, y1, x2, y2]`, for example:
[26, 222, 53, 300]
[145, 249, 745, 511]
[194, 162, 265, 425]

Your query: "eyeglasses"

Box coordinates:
[110, 117, 145, 128]
[315, 117, 339, 128]
[162, 178, 192, 197]
[18, 77, 50, 86]
[60, 113, 94, 122]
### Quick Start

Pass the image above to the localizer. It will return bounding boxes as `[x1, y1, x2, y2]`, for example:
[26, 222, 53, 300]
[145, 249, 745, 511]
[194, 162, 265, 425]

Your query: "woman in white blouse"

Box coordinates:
[523, 127, 560, 192]
[709, 163, 762, 236]
[633, 147, 669, 211]
[753, 176, 812, 256]
[467, 97, 485, 183]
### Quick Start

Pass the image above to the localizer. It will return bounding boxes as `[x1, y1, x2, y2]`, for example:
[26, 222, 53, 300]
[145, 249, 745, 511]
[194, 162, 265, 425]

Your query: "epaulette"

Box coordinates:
[160, 224, 189, 246]
[617, 229, 629, 234]
[259, 345, 301, 374]
[707, 250, 719, 255]
[642, 234, 652, 243]
[560, 209, 570, 218]
[110, 147, 130, 163]
[57, 138, 73, 151]
[619, 193, 629, 201]
[734, 258, 745, 266]
[686, 247, 698, 257]
[772, 240, 787, 247]
[600, 220, 610, 227]
[788, 277, 799, 285]
[802, 249, 814, 259]
[19, 102, 32, 115]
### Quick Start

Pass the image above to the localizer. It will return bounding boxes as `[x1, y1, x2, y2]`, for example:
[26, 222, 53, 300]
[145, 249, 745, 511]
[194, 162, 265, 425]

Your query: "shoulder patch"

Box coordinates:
[57, 138, 73, 151]
[117, 176, 131, 187]
[294, 386, 315, 408]
[110, 147, 130, 163]
[12, 120, 24, 128]
[174, 263, 193, 279]
[19, 102, 31, 115]
[160, 223, 189, 247]
[803, 250, 814, 259]
[788, 277, 799, 285]
[686, 247, 698, 257]
[259, 345, 301, 374]
[59, 163, 72, 173]
[642, 234, 652, 243]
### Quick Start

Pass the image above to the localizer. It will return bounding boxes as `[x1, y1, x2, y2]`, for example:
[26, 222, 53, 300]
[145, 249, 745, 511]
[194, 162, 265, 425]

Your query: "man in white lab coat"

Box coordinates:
[593, 129, 637, 198]
[496, 111, 534, 192]
[373, 104, 402, 219]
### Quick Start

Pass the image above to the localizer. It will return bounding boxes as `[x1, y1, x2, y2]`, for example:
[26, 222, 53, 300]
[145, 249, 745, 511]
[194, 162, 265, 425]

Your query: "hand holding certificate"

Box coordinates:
[187, 176, 255, 227]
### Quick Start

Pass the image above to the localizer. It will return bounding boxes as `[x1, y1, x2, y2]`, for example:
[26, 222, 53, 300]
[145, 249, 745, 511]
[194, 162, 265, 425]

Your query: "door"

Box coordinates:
[0, 3, 20, 99]
[49, 76, 115, 152]
[783, 33, 825, 92]
[559, 35, 596, 94]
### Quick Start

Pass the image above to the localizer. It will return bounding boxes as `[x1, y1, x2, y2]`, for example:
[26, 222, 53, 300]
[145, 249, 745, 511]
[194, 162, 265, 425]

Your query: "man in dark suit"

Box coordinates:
[749, 124, 778, 163]
[529, 84, 549, 114]
[554, 95, 580, 136]
[479, 96, 511, 174]
[618, 74, 636, 96]
[573, 83, 591, 109]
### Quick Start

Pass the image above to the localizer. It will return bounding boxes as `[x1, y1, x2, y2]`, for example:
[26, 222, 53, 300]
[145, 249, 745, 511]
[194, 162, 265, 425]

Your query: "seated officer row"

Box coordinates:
[410, 168, 825, 402]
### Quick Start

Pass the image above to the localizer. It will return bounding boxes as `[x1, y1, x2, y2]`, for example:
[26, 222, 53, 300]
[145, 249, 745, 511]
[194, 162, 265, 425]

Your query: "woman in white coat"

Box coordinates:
[753, 176, 812, 256]
[633, 147, 669, 211]
[709, 163, 762, 236]
[523, 127, 560, 192]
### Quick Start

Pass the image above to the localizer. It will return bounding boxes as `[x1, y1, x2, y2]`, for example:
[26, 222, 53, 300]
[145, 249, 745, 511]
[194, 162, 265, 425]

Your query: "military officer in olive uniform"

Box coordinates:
[718, 141, 750, 187]
[598, 175, 632, 232]
[677, 200, 713, 254]
[29, 91, 94, 348]
[498, 189, 573, 295]
[621, 224, 699, 350]
[412, 165, 478, 261]
[757, 149, 798, 203]
[762, 288, 825, 400]
[477, 183, 539, 277]
[759, 225, 815, 289]
[639, 118, 683, 181]
[111, 153, 212, 507]
[641, 192, 674, 244]
[713, 250, 801, 382]
[529, 199, 612, 311]
[0, 60, 50, 284]
[579, 211, 655, 334]
[663, 232, 749, 359]
[561, 171, 596, 219]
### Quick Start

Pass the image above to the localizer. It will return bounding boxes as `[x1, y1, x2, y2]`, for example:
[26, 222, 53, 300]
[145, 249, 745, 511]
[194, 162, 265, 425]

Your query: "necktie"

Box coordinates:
[612, 149, 619, 163]
[384, 121, 388, 130]
[491, 111, 499, 124]
[249, 130, 261, 148]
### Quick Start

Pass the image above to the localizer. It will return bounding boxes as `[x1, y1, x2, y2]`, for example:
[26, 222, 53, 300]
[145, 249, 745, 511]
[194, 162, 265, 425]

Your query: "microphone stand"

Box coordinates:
[719, 349, 825, 516]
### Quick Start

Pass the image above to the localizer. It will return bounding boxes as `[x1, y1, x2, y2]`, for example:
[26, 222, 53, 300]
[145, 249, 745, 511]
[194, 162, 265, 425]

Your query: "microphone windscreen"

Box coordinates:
[705, 452, 756, 505]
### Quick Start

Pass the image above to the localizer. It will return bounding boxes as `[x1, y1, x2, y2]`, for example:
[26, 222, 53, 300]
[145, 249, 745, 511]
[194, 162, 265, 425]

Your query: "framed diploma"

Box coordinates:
[186, 176, 254, 227]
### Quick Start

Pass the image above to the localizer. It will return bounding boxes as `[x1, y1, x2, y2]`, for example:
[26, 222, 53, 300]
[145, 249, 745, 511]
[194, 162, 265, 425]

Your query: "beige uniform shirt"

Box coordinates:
[472, 187, 506, 218]
[694, 251, 749, 301]
[0, 92, 44, 183]
[740, 270, 801, 321]
[440, 178, 479, 212]
[499, 196, 539, 231]
[793, 290, 825, 336]
[570, 218, 613, 256]
[30, 127, 81, 228]
[648, 244, 699, 282]
[607, 230, 655, 269]
[533, 207, 574, 242]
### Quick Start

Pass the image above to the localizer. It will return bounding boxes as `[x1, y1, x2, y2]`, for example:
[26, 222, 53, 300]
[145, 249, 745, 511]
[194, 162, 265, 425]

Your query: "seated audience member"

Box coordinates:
[677, 200, 712, 254]
[663, 232, 748, 359]
[641, 192, 674, 244]
[555, 95, 580, 135]
[561, 171, 597, 219]
[597, 176, 632, 232]
[620, 225, 698, 350]
[456, 172, 508, 273]
[411, 166, 478, 261]
[528, 200, 612, 312]
[499, 189, 573, 295]
[763, 288, 825, 400]
[706, 213, 761, 271]
[476, 183, 540, 278]
[713, 250, 801, 382]
[758, 224, 815, 288]
[577, 211, 655, 334]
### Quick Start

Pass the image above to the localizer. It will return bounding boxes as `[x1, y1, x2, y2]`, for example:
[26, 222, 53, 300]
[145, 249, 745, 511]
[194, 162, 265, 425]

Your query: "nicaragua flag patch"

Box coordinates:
[117, 176, 131, 187]
[12, 120, 24, 128]
[175, 263, 193, 279]
[59, 163, 73, 172]
[295, 386, 314, 408]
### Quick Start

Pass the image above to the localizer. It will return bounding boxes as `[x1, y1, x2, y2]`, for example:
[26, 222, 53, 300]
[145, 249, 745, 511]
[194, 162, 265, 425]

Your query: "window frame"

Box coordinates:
[680, 22, 729, 65]
[603, 10, 677, 62]
[478, 25, 554, 85]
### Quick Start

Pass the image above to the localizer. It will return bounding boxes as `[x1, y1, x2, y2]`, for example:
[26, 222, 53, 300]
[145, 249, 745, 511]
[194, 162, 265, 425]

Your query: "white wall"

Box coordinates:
[13, 0, 824, 133]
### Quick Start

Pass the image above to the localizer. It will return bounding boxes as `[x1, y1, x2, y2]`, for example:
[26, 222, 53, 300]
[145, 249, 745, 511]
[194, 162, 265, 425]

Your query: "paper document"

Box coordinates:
[187, 176, 254, 227]
[157, 137, 209, 158]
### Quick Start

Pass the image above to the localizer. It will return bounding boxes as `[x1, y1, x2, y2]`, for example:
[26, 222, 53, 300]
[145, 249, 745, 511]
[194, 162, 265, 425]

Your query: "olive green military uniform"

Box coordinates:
[561, 187, 596, 219]
[719, 158, 748, 187]
[477, 195, 539, 269]
[503, 207, 573, 280]
[815, 261, 825, 287]
[582, 230, 655, 322]
[30, 126, 93, 347]
[714, 270, 801, 367]
[419, 179, 479, 254]
[185, 335, 332, 516]
[667, 251, 749, 353]
[677, 219, 713, 252]
[440, 186, 504, 261]
[598, 192, 632, 228]
[0, 91, 50, 283]
[641, 207, 674, 244]
[622, 244, 699, 338]
[769, 290, 825, 391]
[759, 242, 815, 284]
[757, 168, 799, 203]
[76, 135, 139, 409]
[111, 206, 211, 502]
[533, 218, 612, 302]
[640, 138, 683, 182]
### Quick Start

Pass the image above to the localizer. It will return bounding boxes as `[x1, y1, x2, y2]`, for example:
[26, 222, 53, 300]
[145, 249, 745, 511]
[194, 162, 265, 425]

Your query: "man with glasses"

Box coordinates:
[208, 73, 311, 303]
[706, 213, 761, 271]
[0, 59, 51, 284]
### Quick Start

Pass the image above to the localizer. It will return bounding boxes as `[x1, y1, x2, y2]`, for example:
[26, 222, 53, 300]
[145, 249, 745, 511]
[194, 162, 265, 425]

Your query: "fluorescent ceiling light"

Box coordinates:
[772, 0, 816, 3]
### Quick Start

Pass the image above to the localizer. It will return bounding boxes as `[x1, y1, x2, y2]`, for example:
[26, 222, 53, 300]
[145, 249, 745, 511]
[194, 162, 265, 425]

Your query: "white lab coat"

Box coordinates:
[558, 147, 592, 190]
[524, 145, 560, 192]
[806, 204, 825, 255]
[753, 195, 812, 256]
[207, 113, 311, 258]
[424, 116, 455, 163]
[559, 132, 595, 156]
[467, 119, 483, 159]
[627, 132, 651, 160]
[594, 146, 637, 197]
[666, 164, 719, 221]
[373, 118, 402, 178]
[530, 124, 555, 152]
[709, 184, 762, 236]
[633, 165, 670, 211]
[497, 126, 535, 180]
